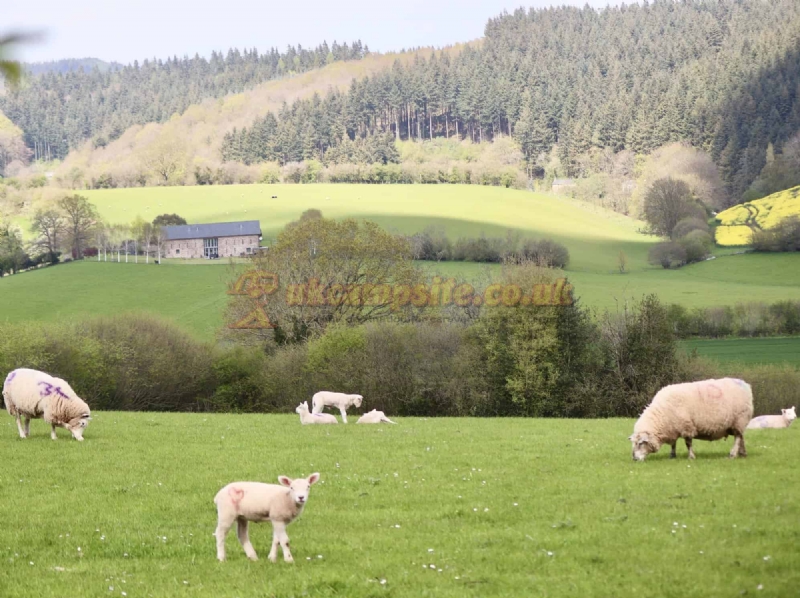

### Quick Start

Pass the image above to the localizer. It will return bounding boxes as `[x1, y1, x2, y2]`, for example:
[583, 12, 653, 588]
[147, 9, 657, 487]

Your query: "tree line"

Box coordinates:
[0, 41, 369, 162]
[220, 0, 800, 204]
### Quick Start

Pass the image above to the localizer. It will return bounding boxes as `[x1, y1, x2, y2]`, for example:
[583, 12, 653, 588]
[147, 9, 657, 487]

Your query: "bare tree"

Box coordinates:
[30, 209, 65, 262]
[58, 194, 98, 259]
[642, 178, 705, 238]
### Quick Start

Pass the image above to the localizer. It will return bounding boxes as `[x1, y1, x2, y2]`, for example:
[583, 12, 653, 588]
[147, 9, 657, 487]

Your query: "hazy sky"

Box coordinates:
[6, 0, 614, 64]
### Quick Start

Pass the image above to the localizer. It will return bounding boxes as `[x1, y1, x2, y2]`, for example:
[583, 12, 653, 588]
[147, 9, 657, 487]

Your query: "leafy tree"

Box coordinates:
[152, 213, 187, 227]
[58, 194, 98, 259]
[30, 208, 65, 261]
[643, 178, 704, 237]
[648, 241, 687, 269]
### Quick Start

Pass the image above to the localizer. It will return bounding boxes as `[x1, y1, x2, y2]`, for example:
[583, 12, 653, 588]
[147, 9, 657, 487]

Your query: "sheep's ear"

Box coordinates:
[278, 476, 292, 487]
[627, 434, 634, 441]
[82, 414, 91, 419]
[307, 472, 320, 485]
[782, 409, 786, 415]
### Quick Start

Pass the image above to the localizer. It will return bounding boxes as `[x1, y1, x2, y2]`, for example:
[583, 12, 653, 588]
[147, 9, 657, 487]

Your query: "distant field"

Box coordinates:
[681, 336, 800, 366]
[715, 185, 800, 246]
[1, 413, 798, 598]
[83, 184, 652, 274]
[2, 185, 798, 339]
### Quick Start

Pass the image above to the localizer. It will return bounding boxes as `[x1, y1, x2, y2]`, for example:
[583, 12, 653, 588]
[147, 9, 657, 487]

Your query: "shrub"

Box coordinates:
[752, 216, 800, 252]
[678, 229, 713, 263]
[672, 216, 709, 240]
[648, 241, 687, 268]
[521, 238, 570, 268]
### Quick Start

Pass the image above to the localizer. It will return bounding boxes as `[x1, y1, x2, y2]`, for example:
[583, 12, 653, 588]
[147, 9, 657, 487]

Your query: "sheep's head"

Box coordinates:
[278, 473, 320, 506]
[353, 394, 363, 408]
[629, 432, 659, 461]
[783, 406, 797, 422]
[295, 402, 309, 415]
[66, 413, 91, 441]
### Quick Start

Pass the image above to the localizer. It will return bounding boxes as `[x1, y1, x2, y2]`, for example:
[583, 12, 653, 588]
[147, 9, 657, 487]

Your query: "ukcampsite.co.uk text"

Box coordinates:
[229, 272, 574, 310]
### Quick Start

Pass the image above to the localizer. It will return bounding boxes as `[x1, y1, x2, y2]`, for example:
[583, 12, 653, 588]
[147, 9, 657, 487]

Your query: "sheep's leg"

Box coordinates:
[268, 521, 282, 563]
[215, 515, 235, 561]
[669, 443, 677, 458]
[51, 424, 58, 440]
[236, 518, 258, 561]
[14, 414, 26, 439]
[23, 416, 31, 438]
[685, 438, 695, 460]
[735, 432, 747, 457]
[311, 401, 323, 414]
[278, 524, 293, 563]
[339, 406, 348, 424]
[729, 433, 745, 458]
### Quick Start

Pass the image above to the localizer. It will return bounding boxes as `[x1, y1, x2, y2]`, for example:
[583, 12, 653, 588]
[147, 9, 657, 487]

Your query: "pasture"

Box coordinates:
[0, 413, 798, 597]
[681, 336, 800, 366]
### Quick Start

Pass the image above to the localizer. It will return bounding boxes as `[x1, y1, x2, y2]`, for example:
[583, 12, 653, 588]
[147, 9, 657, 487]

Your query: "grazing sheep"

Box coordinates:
[747, 406, 796, 429]
[214, 473, 320, 562]
[311, 391, 363, 423]
[3, 368, 91, 441]
[296, 401, 338, 425]
[356, 409, 397, 424]
[629, 378, 753, 461]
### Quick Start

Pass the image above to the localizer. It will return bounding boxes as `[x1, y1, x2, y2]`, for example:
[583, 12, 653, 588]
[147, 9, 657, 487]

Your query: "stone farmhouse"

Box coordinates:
[162, 220, 262, 259]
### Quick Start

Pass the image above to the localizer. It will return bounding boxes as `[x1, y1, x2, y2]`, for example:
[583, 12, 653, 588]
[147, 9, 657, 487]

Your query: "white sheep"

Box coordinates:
[629, 377, 753, 461]
[747, 406, 796, 429]
[296, 401, 338, 424]
[356, 409, 397, 424]
[3, 368, 92, 441]
[214, 473, 320, 562]
[311, 391, 363, 423]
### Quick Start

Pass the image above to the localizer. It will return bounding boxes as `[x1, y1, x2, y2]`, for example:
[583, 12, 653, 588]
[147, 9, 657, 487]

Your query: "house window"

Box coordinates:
[246, 247, 251, 254]
[176, 249, 180, 255]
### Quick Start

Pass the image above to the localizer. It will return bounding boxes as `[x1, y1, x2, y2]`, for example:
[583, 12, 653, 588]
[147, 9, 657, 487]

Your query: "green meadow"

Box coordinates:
[3, 184, 798, 340]
[681, 336, 800, 366]
[1, 413, 797, 598]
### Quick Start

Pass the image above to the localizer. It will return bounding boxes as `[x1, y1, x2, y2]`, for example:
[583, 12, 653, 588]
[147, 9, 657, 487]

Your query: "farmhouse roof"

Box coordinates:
[162, 220, 262, 241]
[552, 178, 575, 185]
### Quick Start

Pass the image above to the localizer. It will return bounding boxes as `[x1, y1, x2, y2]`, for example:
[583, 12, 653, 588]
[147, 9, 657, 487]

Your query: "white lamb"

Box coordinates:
[296, 401, 338, 424]
[356, 409, 397, 424]
[747, 406, 796, 429]
[311, 391, 363, 423]
[3, 368, 92, 441]
[214, 473, 320, 562]
[629, 377, 753, 461]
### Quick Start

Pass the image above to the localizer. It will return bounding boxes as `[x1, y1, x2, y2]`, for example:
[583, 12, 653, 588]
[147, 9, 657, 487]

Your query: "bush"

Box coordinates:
[672, 216, 709, 240]
[521, 238, 570, 268]
[678, 229, 713, 263]
[752, 216, 800, 252]
[648, 241, 687, 268]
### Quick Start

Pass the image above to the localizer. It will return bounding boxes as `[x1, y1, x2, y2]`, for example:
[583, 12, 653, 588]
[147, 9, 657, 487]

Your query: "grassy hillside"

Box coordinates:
[84, 184, 651, 273]
[1, 413, 798, 598]
[715, 185, 800, 246]
[2, 184, 799, 340]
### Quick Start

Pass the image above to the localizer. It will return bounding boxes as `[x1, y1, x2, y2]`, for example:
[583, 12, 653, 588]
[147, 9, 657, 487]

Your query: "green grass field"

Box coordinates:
[1, 413, 798, 597]
[3, 184, 798, 339]
[681, 337, 800, 365]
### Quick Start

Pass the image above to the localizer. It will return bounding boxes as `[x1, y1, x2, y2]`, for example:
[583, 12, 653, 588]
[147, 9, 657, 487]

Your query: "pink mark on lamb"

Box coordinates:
[228, 486, 245, 510]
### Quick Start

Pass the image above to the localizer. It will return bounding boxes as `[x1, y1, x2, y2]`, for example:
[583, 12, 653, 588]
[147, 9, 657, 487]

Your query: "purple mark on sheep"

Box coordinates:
[729, 378, 748, 388]
[38, 381, 54, 397]
[53, 387, 70, 400]
[3, 370, 16, 390]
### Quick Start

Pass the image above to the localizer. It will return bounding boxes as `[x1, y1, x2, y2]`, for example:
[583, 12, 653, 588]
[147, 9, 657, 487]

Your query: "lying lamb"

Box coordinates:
[747, 406, 796, 429]
[3, 368, 91, 441]
[296, 401, 338, 424]
[311, 391, 363, 423]
[629, 377, 753, 461]
[357, 409, 397, 424]
[214, 473, 320, 562]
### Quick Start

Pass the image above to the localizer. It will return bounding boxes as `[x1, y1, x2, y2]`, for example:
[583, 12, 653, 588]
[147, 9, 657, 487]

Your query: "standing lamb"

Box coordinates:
[3, 368, 91, 441]
[747, 406, 796, 429]
[356, 409, 397, 424]
[311, 391, 363, 423]
[296, 401, 338, 425]
[214, 473, 320, 562]
[629, 378, 753, 461]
